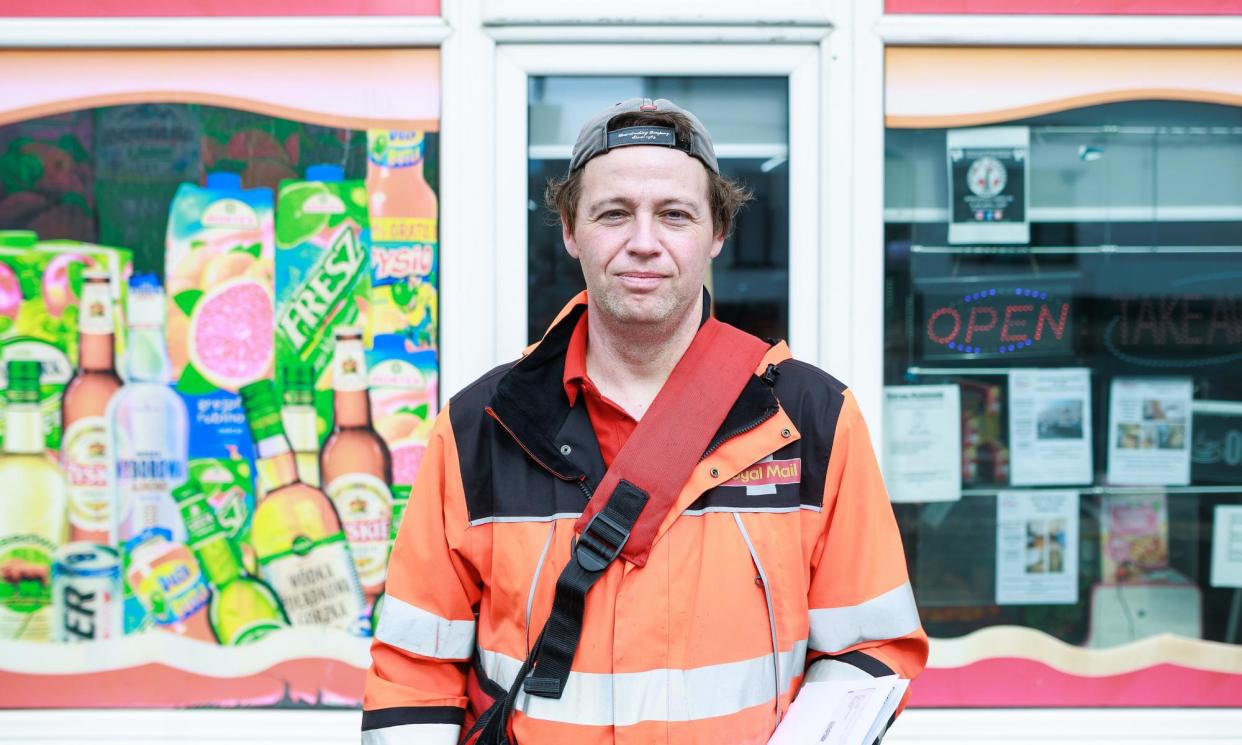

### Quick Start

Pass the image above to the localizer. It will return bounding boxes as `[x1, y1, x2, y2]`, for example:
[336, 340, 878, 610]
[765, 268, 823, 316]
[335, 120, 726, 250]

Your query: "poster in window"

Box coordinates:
[1191, 401, 1242, 485]
[883, 385, 962, 503]
[947, 126, 1029, 245]
[1107, 378, 1193, 486]
[1099, 493, 1169, 584]
[1007, 368, 1093, 486]
[996, 489, 1079, 605]
[0, 48, 440, 710]
[1211, 505, 1242, 589]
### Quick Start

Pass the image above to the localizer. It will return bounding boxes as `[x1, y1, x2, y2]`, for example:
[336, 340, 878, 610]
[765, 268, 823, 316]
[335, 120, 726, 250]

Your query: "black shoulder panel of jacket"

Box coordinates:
[448, 362, 515, 521]
[445, 304, 597, 524]
[770, 359, 847, 510]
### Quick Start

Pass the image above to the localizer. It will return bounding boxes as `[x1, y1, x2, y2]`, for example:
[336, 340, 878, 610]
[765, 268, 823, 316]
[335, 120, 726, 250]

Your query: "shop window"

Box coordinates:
[883, 100, 1242, 706]
[526, 76, 790, 342]
[0, 101, 439, 707]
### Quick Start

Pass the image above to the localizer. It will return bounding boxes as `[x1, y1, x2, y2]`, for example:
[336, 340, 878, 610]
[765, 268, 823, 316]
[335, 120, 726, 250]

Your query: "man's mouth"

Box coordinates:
[616, 272, 666, 290]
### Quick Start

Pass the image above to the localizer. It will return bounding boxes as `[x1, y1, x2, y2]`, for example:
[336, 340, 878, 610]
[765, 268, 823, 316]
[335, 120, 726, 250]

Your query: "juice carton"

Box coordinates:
[365, 130, 438, 349]
[0, 236, 131, 451]
[367, 337, 436, 486]
[164, 171, 274, 545]
[274, 164, 371, 436]
[365, 131, 439, 482]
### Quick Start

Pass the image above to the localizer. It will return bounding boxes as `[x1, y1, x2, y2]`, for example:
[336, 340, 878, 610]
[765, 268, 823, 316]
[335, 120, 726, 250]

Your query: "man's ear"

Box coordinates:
[563, 218, 581, 260]
[709, 231, 725, 260]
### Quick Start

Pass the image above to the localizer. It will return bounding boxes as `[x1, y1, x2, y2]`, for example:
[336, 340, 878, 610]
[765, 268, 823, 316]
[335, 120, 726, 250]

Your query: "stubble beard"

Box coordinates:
[592, 280, 690, 333]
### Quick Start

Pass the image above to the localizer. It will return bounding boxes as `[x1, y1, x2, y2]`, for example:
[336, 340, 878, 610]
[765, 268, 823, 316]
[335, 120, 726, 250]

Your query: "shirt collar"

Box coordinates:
[560, 287, 716, 407]
[562, 309, 590, 407]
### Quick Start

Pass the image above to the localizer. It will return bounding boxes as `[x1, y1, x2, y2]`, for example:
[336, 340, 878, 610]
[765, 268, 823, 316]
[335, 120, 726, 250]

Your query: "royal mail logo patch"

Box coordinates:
[724, 457, 802, 490]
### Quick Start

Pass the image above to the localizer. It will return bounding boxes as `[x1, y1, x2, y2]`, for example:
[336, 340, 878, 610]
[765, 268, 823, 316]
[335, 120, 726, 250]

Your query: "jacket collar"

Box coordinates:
[488, 289, 780, 489]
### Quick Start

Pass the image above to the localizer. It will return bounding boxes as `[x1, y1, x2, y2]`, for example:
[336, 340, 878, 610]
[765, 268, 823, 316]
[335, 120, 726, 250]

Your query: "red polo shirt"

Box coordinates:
[562, 313, 638, 469]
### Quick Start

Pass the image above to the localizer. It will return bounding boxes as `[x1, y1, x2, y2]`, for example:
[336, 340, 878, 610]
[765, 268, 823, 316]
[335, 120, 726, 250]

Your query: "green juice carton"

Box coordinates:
[164, 171, 276, 543]
[274, 164, 371, 434]
[0, 233, 131, 450]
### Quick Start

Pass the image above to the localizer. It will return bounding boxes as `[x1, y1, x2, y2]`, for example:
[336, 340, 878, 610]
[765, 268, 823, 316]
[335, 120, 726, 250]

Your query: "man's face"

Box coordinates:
[563, 145, 723, 328]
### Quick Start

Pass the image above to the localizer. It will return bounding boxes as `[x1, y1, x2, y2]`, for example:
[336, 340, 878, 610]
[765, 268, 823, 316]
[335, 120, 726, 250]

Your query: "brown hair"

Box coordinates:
[546, 111, 753, 238]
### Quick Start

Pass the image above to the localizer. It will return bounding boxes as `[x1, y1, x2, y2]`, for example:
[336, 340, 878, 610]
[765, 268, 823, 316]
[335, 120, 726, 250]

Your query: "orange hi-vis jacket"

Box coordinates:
[363, 294, 929, 745]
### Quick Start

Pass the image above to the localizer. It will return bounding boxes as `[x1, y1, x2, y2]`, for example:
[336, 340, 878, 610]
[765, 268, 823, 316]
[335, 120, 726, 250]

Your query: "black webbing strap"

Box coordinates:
[523, 480, 648, 697]
[470, 481, 648, 744]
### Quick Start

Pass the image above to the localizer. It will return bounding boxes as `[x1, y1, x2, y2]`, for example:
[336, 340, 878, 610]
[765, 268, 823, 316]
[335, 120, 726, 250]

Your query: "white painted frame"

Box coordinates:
[8, 703, 1242, 743]
[481, 0, 834, 26]
[490, 43, 825, 371]
[0, 1, 1239, 741]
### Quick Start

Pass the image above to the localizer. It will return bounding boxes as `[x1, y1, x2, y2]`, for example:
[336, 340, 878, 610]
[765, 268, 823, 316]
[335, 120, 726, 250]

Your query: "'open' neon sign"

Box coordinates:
[923, 287, 1072, 357]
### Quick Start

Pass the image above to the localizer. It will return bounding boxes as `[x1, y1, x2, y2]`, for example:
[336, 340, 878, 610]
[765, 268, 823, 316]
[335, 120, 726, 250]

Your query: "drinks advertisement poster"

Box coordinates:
[946, 126, 1030, 245]
[0, 53, 440, 710]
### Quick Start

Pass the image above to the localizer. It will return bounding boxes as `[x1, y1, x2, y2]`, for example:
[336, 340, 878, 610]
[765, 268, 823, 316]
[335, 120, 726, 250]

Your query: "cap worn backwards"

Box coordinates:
[569, 97, 719, 175]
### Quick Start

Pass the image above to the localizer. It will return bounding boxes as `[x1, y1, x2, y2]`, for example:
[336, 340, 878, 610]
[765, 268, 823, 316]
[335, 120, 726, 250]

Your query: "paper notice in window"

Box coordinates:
[1008, 368, 1093, 486]
[1211, 505, 1242, 588]
[883, 385, 962, 503]
[768, 676, 909, 745]
[1107, 377, 1193, 486]
[996, 489, 1080, 605]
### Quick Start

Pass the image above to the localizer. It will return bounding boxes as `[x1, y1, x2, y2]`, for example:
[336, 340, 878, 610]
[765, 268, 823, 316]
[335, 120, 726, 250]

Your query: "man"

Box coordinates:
[363, 98, 928, 744]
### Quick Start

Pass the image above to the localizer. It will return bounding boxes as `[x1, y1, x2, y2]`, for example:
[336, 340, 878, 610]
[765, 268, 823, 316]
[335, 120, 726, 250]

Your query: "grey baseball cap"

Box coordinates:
[569, 97, 719, 174]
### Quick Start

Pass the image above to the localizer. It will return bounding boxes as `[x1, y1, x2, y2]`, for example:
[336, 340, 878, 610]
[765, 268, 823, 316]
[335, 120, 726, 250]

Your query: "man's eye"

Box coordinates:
[601, 210, 626, 221]
[665, 210, 689, 221]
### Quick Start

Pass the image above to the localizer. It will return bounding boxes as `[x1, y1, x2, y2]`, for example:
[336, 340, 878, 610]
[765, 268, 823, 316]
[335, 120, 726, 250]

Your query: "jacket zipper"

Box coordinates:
[701, 406, 779, 459]
[485, 406, 585, 484]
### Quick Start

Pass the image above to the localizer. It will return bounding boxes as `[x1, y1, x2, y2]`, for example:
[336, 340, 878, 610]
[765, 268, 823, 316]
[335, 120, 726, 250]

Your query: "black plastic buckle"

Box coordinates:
[575, 510, 630, 573]
[522, 675, 563, 698]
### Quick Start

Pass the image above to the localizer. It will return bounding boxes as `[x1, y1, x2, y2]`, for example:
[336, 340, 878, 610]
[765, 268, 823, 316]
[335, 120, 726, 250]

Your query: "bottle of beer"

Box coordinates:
[62, 270, 122, 544]
[320, 327, 393, 611]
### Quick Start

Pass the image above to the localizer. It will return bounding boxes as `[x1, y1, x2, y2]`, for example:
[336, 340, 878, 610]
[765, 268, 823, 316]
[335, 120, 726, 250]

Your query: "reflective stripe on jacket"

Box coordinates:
[363, 293, 929, 745]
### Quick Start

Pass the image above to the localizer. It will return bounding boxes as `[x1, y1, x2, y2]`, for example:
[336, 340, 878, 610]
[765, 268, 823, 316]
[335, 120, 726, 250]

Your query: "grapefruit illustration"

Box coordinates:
[165, 302, 191, 380]
[42, 252, 95, 317]
[0, 263, 20, 321]
[187, 277, 274, 391]
[199, 251, 255, 287]
[390, 441, 427, 486]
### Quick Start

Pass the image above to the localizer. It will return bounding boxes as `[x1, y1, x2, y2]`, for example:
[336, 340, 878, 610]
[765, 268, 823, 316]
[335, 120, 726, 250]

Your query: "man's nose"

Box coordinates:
[625, 212, 661, 255]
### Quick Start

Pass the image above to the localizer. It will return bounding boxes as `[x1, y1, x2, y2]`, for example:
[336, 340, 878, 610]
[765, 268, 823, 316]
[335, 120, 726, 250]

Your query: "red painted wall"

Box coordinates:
[886, 0, 1242, 13]
[0, 0, 439, 16]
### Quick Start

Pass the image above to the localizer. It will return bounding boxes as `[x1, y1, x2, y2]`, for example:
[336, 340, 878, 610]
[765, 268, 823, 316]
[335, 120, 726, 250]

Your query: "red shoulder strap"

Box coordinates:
[572, 316, 770, 567]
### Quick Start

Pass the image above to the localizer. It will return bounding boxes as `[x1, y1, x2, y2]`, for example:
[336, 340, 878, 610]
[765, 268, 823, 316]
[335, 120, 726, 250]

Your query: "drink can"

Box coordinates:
[51, 542, 123, 642]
